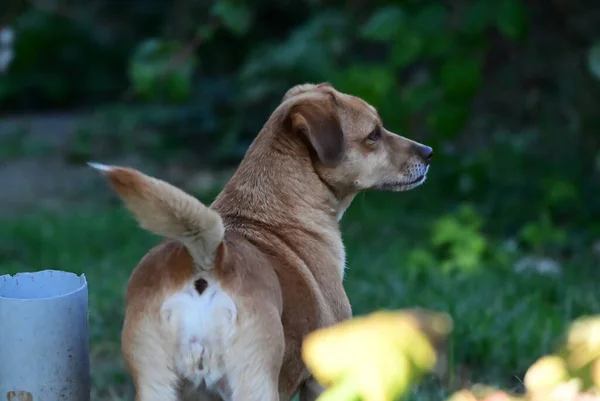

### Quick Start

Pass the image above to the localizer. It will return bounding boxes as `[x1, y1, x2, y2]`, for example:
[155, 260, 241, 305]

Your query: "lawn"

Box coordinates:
[1, 183, 598, 401]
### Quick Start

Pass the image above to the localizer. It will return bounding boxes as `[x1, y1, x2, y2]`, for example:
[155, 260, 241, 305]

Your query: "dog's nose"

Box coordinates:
[416, 144, 433, 163]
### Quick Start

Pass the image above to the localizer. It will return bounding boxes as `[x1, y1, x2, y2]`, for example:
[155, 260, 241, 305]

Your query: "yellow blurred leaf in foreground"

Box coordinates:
[563, 316, 600, 381]
[302, 309, 453, 401]
[524, 355, 570, 393]
[446, 390, 479, 401]
[593, 359, 600, 388]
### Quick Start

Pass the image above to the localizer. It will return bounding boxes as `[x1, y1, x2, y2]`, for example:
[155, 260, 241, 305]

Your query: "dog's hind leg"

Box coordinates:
[122, 315, 180, 401]
[133, 369, 178, 401]
[226, 307, 285, 401]
[229, 368, 281, 401]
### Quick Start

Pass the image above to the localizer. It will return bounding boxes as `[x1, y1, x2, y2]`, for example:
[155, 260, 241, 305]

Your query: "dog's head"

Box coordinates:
[281, 82, 432, 194]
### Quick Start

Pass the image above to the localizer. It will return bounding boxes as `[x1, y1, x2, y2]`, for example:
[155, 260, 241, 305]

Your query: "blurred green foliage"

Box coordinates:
[446, 315, 600, 401]
[2, 0, 598, 308]
[3, 0, 599, 191]
[2, 0, 599, 170]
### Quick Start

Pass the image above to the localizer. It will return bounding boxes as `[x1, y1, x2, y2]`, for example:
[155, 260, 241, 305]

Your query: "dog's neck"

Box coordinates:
[211, 117, 354, 281]
[211, 121, 354, 228]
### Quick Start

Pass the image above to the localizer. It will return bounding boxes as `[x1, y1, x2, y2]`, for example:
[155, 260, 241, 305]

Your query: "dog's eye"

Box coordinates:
[367, 127, 381, 142]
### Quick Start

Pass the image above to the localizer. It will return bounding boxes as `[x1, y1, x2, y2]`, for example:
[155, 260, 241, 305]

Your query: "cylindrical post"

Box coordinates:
[0, 270, 90, 401]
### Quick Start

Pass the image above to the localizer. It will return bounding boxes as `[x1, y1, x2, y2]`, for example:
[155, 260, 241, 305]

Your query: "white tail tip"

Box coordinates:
[87, 162, 113, 172]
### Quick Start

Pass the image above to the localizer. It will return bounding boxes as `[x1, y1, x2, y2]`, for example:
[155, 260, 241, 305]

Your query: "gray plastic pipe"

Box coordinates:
[0, 270, 90, 401]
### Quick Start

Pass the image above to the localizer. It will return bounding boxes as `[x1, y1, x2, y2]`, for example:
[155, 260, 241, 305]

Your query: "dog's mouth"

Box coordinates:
[374, 172, 428, 192]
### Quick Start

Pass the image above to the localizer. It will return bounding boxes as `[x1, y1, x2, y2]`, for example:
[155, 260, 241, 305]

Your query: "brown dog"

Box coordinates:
[90, 82, 433, 401]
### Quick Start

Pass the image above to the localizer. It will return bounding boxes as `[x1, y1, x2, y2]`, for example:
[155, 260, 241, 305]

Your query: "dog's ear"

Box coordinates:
[287, 99, 345, 166]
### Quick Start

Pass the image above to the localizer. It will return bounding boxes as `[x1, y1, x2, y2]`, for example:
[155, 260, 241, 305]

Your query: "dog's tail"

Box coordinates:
[89, 162, 224, 270]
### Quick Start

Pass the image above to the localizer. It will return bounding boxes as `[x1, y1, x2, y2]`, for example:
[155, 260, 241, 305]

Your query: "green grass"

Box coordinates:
[1, 191, 598, 401]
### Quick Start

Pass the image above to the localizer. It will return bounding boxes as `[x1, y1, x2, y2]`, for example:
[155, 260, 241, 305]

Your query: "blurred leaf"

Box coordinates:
[334, 65, 394, 107]
[376, 88, 407, 130]
[360, 5, 406, 42]
[5, 9, 119, 106]
[592, 358, 600, 388]
[163, 62, 195, 103]
[302, 309, 452, 401]
[518, 212, 568, 252]
[426, 100, 469, 138]
[240, 11, 345, 85]
[391, 32, 422, 68]
[412, 4, 447, 37]
[496, 0, 527, 40]
[476, 390, 515, 401]
[430, 205, 489, 273]
[425, 33, 455, 58]
[524, 355, 570, 393]
[211, 0, 253, 37]
[406, 248, 437, 270]
[440, 57, 482, 101]
[447, 390, 479, 401]
[401, 81, 439, 113]
[587, 41, 600, 82]
[564, 316, 600, 369]
[129, 38, 196, 103]
[196, 24, 217, 41]
[461, 0, 496, 36]
[543, 178, 578, 207]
